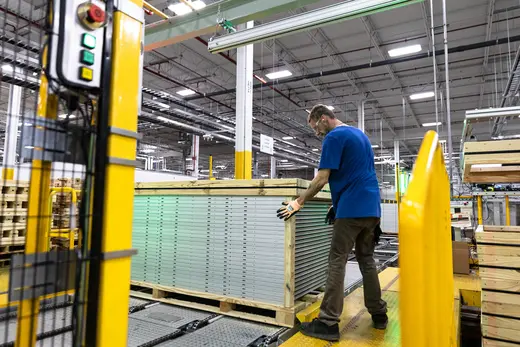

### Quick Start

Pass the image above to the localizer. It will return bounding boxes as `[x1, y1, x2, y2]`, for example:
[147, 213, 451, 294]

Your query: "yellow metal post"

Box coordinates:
[86, 2, 143, 345]
[400, 131, 454, 347]
[1, 168, 14, 180]
[477, 196, 483, 225]
[16, 50, 57, 347]
[209, 155, 215, 180]
[505, 195, 511, 226]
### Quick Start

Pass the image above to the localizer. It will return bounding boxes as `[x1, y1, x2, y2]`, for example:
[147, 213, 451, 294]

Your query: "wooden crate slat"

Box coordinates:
[478, 245, 520, 256]
[482, 315, 520, 331]
[480, 255, 520, 268]
[482, 325, 520, 344]
[464, 139, 520, 153]
[483, 339, 520, 347]
[477, 232, 520, 245]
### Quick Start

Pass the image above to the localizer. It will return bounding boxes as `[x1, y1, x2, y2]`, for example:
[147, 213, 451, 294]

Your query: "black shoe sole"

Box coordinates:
[373, 322, 388, 330]
[300, 329, 340, 342]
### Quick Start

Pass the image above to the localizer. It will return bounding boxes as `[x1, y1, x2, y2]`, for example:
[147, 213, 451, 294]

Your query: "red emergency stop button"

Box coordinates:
[87, 4, 105, 23]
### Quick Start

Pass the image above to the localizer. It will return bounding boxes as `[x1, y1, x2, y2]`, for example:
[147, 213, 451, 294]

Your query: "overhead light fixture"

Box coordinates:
[266, 70, 292, 80]
[305, 109, 311, 113]
[327, 106, 335, 110]
[410, 91, 435, 100]
[141, 149, 155, 154]
[422, 122, 442, 127]
[168, 3, 192, 15]
[282, 136, 294, 140]
[1, 64, 13, 72]
[185, 158, 193, 161]
[312, 148, 319, 152]
[155, 101, 170, 110]
[191, 0, 206, 10]
[58, 114, 76, 119]
[383, 182, 390, 184]
[372, 144, 379, 148]
[208, 0, 420, 53]
[388, 44, 422, 57]
[168, 1, 206, 15]
[176, 89, 196, 96]
[280, 160, 289, 163]
[439, 140, 446, 143]
[261, 174, 269, 178]
[32, 72, 38, 76]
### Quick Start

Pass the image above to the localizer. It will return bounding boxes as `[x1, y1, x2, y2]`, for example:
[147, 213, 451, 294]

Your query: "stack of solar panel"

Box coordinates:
[132, 196, 287, 305]
[131, 195, 333, 306]
[294, 201, 333, 299]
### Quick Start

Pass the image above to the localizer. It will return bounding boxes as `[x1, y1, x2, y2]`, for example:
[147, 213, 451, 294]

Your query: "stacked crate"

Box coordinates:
[476, 225, 520, 346]
[51, 178, 82, 249]
[0, 180, 29, 266]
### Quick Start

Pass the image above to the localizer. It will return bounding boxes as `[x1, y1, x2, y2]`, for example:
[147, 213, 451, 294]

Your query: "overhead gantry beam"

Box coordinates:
[144, 0, 323, 51]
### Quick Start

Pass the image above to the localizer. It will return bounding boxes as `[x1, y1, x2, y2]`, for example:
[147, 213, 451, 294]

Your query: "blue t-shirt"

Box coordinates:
[319, 126, 381, 219]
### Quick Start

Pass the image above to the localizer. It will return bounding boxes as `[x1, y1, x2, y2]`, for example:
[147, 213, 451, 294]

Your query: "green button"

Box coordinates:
[81, 33, 96, 49]
[80, 50, 95, 65]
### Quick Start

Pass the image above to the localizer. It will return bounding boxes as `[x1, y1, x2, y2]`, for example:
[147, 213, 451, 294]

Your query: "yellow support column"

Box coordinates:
[209, 155, 216, 180]
[505, 195, 511, 226]
[477, 196, 483, 225]
[16, 52, 56, 347]
[85, 2, 143, 346]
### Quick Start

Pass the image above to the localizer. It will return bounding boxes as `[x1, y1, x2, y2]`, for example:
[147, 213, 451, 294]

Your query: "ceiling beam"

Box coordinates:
[144, 0, 323, 50]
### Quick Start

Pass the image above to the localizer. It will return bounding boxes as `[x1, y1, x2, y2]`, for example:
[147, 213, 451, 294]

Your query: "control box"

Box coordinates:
[48, 0, 106, 90]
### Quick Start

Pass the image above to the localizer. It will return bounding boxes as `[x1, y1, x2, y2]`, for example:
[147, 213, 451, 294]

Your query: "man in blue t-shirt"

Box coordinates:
[276, 104, 388, 342]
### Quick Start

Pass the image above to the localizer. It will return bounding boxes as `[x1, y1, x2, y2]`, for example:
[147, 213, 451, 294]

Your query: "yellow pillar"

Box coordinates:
[16, 50, 56, 347]
[209, 155, 215, 180]
[477, 196, 483, 225]
[84, 2, 143, 345]
[505, 195, 511, 226]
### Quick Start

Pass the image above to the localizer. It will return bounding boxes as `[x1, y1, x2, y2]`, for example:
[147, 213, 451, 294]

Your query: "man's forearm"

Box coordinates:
[296, 175, 328, 205]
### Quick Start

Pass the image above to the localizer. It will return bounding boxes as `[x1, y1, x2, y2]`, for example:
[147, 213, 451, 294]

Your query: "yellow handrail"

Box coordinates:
[400, 131, 454, 347]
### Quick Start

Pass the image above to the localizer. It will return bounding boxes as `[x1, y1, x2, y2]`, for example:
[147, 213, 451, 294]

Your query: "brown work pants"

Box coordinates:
[319, 217, 388, 325]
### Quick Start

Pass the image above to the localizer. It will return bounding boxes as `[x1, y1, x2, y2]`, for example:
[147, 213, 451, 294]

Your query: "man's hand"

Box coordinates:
[325, 206, 335, 225]
[276, 200, 302, 221]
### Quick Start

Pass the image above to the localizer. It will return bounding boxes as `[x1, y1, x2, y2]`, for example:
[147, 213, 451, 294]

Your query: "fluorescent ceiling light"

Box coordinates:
[372, 145, 379, 148]
[176, 89, 196, 96]
[472, 164, 502, 169]
[305, 109, 311, 113]
[208, 0, 420, 53]
[280, 159, 289, 163]
[410, 91, 435, 100]
[141, 149, 155, 154]
[312, 148, 319, 152]
[261, 174, 269, 178]
[32, 72, 38, 76]
[266, 70, 292, 80]
[168, 3, 192, 15]
[327, 106, 335, 110]
[439, 140, 446, 143]
[383, 182, 390, 184]
[422, 122, 442, 127]
[388, 44, 422, 57]
[155, 101, 170, 110]
[282, 136, 294, 140]
[1, 64, 13, 72]
[191, 0, 206, 10]
[58, 114, 76, 119]
[185, 158, 193, 161]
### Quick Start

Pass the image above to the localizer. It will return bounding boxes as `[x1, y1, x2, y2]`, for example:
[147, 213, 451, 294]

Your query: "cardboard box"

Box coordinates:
[452, 241, 470, 274]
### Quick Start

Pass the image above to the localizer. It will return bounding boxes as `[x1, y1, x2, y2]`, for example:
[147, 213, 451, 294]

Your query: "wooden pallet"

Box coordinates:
[0, 180, 29, 195]
[478, 225, 520, 345]
[130, 281, 312, 327]
[0, 215, 26, 224]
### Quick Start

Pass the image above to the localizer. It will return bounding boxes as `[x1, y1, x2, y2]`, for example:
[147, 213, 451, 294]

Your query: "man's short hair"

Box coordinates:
[308, 104, 336, 123]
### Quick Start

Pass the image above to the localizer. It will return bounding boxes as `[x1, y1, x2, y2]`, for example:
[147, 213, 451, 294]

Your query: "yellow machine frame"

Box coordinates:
[400, 131, 455, 347]
[15, 1, 143, 346]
